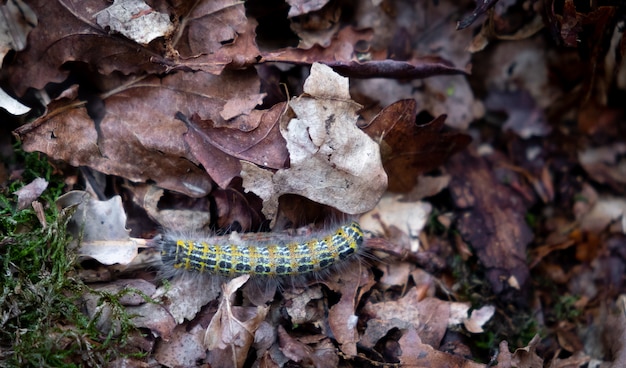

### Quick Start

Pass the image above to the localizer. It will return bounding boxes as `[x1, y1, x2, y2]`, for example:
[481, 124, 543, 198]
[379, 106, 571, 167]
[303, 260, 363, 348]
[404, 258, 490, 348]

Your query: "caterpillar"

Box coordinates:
[155, 221, 365, 285]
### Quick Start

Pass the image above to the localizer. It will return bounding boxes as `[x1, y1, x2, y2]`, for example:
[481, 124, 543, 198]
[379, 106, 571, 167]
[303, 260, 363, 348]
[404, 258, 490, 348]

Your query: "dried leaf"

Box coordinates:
[326, 57, 467, 79]
[95, 0, 174, 45]
[448, 149, 533, 298]
[286, 0, 330, 18]
[206, 275, 268, 368]
[154, 324, 206, 367]
[56, 190, 137, 265]
[360, 193, 432, 253]
[457, 0, 500, 30]
[245, 63, 387, 215]
[14, 68, 282, 195]
[362, 99, 471, 192]
[14, 177, 47, 210]
[0, 0, 36, 61]
[399, 327, 487, 368]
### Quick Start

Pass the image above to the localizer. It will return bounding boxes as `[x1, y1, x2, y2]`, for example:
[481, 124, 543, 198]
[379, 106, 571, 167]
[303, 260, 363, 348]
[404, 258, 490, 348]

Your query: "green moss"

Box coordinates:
[0, 150, 138, 367]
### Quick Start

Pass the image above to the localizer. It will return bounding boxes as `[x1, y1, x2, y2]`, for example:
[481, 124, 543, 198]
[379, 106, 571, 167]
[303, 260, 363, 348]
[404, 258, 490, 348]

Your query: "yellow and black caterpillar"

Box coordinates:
[157, 221, 364, 282]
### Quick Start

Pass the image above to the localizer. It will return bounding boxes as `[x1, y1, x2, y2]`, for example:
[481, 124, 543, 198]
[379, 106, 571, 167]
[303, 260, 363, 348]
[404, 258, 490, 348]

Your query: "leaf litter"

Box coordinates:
[2, 0, 626, 367]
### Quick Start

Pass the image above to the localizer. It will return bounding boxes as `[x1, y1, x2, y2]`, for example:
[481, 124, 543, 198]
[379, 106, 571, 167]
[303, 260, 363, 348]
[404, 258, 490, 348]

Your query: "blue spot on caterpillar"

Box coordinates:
[155, 221, 365, 286]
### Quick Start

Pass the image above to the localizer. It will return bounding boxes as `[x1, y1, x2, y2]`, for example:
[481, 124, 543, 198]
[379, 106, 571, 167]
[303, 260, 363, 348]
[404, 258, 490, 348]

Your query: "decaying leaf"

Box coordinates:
[205, 275, 269, 368]
[95, 0, 174, 45]
[56, 190, 138, 265]
[14, 177, 47, 210]
[448, 149, 533, 298]
[360, 193, 432, 253]
[14, 67, 286, 195]
[362, 99, 471, 192]
[242, 63, 387, 215]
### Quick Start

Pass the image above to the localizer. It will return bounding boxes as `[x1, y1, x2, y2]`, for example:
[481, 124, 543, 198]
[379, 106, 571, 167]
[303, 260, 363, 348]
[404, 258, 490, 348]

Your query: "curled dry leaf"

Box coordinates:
[153, 275, 221, 325]
[360, 193, 432, 253]
[286, 0, 330, 18]
[361, 288, 491, 349]
[324, 264, 375, 356]
[243, 63, 387, 215]
[205, 275, 269, 368]
[399, 327, 487, 368]
[0, 0, 37, 61]
[14, 177, 48, 210]
[325, 57, 467, 79]
[154, 324, 206, 367]
[56, 190, 137, 265]
[275, 63, 387, 213]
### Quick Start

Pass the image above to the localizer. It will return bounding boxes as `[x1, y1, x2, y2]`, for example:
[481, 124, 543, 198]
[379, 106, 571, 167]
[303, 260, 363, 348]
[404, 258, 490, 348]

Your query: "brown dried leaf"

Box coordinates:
[448, 149, 533, 298]
[399, 327, 487, 368]
[325, 57, 467, 79]
[362, 99, 471, 192]
[95, 0, 173, 45]
[154, 324, 206, 367]
[180, 103, 288, 189]
[362, 288, 457, 348]
[6, 0, 168, 95]
[206, 275, 269, 368]
[6, 0, 260, 96]
[277, 326, 339, 368]
[324, 265, 375, 357]
[14, 68, 281, 195]
[0, 0, 36, 61]
[262, 26, 373, 65]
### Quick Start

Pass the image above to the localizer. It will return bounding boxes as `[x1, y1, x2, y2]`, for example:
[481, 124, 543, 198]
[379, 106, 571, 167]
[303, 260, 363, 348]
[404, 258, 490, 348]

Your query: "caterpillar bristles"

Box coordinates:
[152, 221, 368, 292]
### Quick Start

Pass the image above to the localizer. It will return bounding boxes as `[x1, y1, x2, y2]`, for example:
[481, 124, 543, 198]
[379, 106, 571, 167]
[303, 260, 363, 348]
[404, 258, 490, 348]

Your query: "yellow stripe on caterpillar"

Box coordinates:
[158, 221, 364, 280]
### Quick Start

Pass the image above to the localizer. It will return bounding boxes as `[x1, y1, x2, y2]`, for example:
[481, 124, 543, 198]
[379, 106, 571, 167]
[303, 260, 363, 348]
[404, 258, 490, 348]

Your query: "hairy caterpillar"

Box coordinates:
[155, 221, 365, 285]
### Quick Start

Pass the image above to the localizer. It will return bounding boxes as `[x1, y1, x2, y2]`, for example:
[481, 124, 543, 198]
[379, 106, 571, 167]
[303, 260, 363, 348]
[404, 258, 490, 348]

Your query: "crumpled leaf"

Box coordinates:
[495, 335, 543, 368]
[14, 177, 47, 210]
[360, 193, 432, 253]
[180, 102, 288, 189]
[95, 0, 174, 45]
[286, 0, 330, 18]
[289, 1, 340, 49]
[399, 327, 487, 368]
[154, 324, 206, 367]
[206, 275, 269, 368]
[0, 88, 30, 115]
[262, 26, 373, 65]
[361, 288, 491, 349]
[464, 305, 496, 333]
[324, 265, 375, 356]
[277, 326, 339, 368]
[243, 63, 387, 215]
[0, 0, 36, 62]
[56, 190, 138, 265]
[153, 275, 221, 325]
